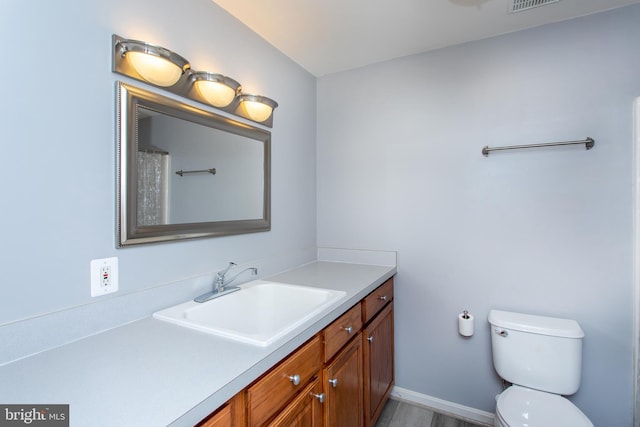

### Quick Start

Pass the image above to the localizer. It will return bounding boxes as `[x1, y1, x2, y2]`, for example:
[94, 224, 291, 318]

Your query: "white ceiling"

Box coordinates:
[211, 0, 640, 77]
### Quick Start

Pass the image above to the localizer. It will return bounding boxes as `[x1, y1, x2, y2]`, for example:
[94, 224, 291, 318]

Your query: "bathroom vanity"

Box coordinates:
[198, 277, 394, 427]
[0, 260, 396, 426]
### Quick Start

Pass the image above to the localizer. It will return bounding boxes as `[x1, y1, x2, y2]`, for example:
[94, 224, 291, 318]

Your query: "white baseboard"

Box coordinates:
[390, 386, 495, 426]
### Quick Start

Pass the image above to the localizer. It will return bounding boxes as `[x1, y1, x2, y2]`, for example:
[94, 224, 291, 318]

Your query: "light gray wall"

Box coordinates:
[3, 0, 639, 424]
[0, 0, 316, 357]
[317, 5, 640, 426]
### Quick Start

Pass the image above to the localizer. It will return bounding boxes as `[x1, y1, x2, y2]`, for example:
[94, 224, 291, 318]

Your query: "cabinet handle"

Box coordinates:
[289, 374, 301, 386]
[344, 326, 353, 334]
[328, 378, 338, 388]
[378, 295, 387, 301]
[311, 392, 325, 403]
[367, 336, 374, 343]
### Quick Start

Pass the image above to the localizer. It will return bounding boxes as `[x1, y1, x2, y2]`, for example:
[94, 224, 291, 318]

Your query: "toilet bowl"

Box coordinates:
[494, 385, 593, 427]
[488, 310, 594, 427]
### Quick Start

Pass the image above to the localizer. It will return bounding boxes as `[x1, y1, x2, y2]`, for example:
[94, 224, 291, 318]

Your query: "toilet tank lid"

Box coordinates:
[488, 310, 584, 338]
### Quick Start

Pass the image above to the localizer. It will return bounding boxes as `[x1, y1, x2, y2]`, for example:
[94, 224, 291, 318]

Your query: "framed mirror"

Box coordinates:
[117, 82, 271, 247]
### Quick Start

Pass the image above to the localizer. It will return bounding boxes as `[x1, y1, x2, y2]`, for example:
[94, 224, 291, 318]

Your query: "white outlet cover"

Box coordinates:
[90, 257, 119, 297]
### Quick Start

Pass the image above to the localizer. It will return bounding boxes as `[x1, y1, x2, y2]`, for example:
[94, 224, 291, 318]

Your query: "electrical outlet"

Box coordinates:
[91, 257, 119, 297]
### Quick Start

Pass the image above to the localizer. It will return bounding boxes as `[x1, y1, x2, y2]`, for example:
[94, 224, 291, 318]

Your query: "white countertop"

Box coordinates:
[0, 261, 395, 426]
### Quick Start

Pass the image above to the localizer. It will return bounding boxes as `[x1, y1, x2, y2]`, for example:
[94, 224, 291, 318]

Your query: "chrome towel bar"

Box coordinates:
[482, 137, 594, 157]
[175, 168, 216, 176]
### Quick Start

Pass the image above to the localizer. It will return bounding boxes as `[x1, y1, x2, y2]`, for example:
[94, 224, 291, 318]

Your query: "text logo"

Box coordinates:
[0, 405, 68, 427]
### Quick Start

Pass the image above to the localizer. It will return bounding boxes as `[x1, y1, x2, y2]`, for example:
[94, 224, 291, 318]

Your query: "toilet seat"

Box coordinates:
[496, 385, 593, 427]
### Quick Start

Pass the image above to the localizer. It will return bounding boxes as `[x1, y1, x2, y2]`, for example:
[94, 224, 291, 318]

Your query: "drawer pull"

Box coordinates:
[367, 336, 374, 343]
[311, 392, 325, 403]
[289, 374, 301, 386]
[344, 326, 353, 334]
[378, 295, 387, 301]
[328, 378, 338, 388]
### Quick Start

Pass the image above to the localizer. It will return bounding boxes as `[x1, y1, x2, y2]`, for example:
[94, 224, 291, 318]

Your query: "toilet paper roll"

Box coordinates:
[458, 312, 474, 337]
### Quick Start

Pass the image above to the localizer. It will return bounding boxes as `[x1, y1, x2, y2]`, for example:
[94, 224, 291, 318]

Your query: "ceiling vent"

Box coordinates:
[508, 0, 560, 13]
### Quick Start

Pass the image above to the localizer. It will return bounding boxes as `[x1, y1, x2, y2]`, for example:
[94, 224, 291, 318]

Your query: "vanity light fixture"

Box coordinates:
[191, 72, 241, 108]
[238, 94, 279, 123]
[112, 34, 278, 127]
[115, 38, 190, 87]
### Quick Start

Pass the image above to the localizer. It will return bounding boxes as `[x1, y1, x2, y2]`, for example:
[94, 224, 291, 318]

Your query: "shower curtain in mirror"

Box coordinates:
[137, 152, 168, 226]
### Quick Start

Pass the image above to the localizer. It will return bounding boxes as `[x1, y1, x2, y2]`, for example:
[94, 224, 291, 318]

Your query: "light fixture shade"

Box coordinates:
[112, 35, 277, 127]
[192, 72, 241, 107]
[239, 94, 279, 122]
[118, 39, 190, 87]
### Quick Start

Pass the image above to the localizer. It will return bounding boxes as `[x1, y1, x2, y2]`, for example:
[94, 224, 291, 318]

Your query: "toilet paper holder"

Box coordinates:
[458, 309, 474, 337]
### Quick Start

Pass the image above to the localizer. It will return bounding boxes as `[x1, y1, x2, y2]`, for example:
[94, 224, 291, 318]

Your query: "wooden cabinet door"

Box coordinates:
[268, 377, 323, 427]
[324, 335, 363, 427]
[197, 392, 245, 427]
[363, 302, 394, 427]
[198, 404, 231, 427]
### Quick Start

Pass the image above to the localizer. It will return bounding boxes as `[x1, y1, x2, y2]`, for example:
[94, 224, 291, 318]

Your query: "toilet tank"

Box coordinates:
[488, 310, 585, 395]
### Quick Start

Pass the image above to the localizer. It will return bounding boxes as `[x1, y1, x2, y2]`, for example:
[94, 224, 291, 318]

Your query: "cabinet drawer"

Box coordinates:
[362, 278, 393, 324]
[322, 303, 362, 362]
[247, 335, 322, 426]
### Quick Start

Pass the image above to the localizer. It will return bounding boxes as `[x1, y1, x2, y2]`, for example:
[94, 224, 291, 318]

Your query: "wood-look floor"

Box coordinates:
[375, 399, 488, 427]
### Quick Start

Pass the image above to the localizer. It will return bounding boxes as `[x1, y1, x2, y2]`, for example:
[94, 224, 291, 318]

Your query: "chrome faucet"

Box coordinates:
[194, 262, 258, 303]
[215, 263, 258, 293]
[214, 261, 238, 293]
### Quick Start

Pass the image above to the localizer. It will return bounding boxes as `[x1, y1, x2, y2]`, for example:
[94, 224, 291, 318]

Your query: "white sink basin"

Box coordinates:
[153, 280, 346, 346]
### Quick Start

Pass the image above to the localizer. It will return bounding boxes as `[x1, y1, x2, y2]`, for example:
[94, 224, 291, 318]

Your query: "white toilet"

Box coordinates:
[488, 310, 594, 427]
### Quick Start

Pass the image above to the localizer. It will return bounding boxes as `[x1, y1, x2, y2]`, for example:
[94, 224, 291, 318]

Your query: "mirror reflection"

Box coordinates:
[117, 82, 271, 247]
